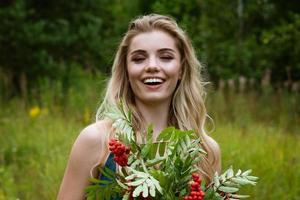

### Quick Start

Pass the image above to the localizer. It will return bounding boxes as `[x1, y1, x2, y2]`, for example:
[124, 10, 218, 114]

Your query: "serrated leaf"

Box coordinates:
[146, 156, 165, 167]
[142, 182, 149, 197]
[213, 172, 220, 187]
[99, 167, 116, 180]
[226, 167, 234, 179]
[158, 142, 167, 157]
[126, 178, 145, 186]
[122, 192, 130, 200]
[141, 144, 151, 157]
[191, 157, 202, 165]
[184, 135, 191, 147]
[203, 188, 215, 200]
[231, 177, 256, 185]
[236, 169, 242, 176]
[89, 178, 102, 184]
[149, 182, 156, 197]
[246, 175, 259, 181]
[116, 179, 129, 190]
[149, 143, 159, 159]
[223, 181, 239, 187]
[241, 169, 252, 176]
[147, 124, 153, 142]
[150, 177, 163, 194]
[218, 186, 239, 193]
[132, 184, 143, 197]
[156, 127, 175, 141]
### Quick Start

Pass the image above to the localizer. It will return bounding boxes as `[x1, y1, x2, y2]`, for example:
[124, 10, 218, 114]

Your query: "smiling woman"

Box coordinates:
[127, 31, 182, 124]
[57, 14, 221, 200]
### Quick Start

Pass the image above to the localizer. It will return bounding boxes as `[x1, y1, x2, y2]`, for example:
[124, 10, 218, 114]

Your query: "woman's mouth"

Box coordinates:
[142, 78, 165, 89]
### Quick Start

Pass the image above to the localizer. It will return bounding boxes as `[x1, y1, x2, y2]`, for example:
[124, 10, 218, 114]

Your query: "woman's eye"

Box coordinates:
[132, 57, 145, 63]
[160, 56, 173, 61]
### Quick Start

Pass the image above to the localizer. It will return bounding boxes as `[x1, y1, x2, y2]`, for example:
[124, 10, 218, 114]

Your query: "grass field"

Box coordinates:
[0, 76, 299, 199]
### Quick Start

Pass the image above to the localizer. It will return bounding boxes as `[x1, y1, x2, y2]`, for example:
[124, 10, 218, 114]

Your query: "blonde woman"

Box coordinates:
[57, 14, 221, 200]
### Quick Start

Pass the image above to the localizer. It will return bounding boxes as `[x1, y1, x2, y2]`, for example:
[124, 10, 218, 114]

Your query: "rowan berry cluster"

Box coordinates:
[184, 173, 205, 200]
[109, 139, 130, 167]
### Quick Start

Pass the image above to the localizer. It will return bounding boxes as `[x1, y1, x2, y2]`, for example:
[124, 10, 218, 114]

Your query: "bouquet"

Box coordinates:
[85, 105, 258, 200]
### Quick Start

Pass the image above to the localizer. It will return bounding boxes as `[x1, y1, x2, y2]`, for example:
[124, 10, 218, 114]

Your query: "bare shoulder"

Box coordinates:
[57, 120, 113, 199]
[79, 119, 112, 140]
[68, 120, 113, 167]
[76, 120, 112, 147]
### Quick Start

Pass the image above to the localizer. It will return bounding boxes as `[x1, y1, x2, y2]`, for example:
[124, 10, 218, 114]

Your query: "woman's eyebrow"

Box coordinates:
[129, 49, 146, 55]
[158, 48, 176, 53]
[129, 48, 176, 55]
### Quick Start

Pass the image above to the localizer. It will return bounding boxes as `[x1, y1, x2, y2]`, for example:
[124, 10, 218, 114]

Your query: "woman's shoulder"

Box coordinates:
[76, 120, 113, 146]
[57, 120, 113, 199]
[68, 120, 113, 167]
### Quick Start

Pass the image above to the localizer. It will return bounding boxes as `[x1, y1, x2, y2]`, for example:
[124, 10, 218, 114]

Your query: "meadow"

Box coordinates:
[0, 73, 299, 199]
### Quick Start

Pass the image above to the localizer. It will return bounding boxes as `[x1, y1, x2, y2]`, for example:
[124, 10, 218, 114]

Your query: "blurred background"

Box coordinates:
[0, 0, 299, 199]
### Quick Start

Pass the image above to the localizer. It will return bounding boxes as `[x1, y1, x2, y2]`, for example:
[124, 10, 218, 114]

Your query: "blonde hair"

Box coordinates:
[96, 14, 220, 183]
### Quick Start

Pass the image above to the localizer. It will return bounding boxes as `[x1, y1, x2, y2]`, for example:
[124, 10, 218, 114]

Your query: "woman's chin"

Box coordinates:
[137, 95, 171, 105]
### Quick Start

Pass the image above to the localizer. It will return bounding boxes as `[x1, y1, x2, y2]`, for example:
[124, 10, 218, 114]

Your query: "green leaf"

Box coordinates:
[241, 169, 252, 176]
[132, 184, 143, 197]
[231, 177, 256, 186]
[203, 188, 215, 200]
[142, 182, 149, 197]
[141, 143, 151, 157]
[158, 142, 167, 157]
[223, 182, 239, 187]
[149, 182, 156, 197]
[149, 143, 159, 159]
[236, 169, 242, 176]
[146, 156, 165, 167]
[218, 186, 239, 193]
[246, 175, 259, 181]
[156, 127, 175, 141]
[226, 167, 234, 179]
[126, 178, 145, 186]
[116, 179, 129, 190]
[213, 172, 220, 188]
[122, 192, 130, 200]
[147, 124, 154, 142]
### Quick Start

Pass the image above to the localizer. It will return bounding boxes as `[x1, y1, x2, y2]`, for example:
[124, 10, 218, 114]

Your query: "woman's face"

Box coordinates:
[126, 30, 182, 105]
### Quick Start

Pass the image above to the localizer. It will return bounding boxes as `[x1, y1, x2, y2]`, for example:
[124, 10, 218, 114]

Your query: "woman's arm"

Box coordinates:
[57, 121, 110, 200]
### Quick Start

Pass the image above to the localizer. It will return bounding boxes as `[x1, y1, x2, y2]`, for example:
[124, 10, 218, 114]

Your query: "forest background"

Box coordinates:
[0, 0, 299, 199]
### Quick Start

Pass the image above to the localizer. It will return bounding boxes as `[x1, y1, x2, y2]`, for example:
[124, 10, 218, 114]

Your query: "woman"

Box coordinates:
[57, 14, 221, 199]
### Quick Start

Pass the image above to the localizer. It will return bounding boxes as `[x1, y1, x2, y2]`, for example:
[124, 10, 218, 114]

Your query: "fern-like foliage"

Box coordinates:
[86, 104, 258, 200]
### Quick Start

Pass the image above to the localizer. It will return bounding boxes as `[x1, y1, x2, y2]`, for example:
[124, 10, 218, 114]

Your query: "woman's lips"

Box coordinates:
[143, 82, 164, 90]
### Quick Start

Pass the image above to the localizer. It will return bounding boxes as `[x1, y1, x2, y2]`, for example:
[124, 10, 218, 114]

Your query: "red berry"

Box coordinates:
[109, 139, 130, 167]
[192, 173, 199, 179]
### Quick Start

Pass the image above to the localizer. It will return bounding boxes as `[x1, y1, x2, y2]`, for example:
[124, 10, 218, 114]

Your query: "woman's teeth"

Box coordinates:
[143, 78, 164, 85]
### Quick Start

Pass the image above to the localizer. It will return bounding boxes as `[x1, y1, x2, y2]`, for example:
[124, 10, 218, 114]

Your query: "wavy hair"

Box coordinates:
[96, 14, 221, 183]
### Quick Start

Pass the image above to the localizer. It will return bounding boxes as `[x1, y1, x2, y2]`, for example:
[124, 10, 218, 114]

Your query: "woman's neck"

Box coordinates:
[135, 99, 171, 139]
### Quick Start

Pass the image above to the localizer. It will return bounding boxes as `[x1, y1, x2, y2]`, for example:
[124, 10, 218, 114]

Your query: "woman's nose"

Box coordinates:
[145, 56, 160, 72]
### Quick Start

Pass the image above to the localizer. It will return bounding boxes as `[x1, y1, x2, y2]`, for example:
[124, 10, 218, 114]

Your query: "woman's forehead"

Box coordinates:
[128, 30, 178, 54]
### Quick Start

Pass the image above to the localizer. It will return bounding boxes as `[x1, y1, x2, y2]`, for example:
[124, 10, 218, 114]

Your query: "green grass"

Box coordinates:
[0, 78, 299, 199]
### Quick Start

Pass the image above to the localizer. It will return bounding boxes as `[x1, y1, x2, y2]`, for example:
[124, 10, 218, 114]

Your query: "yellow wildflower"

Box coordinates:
[29, 106, 41, 118]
